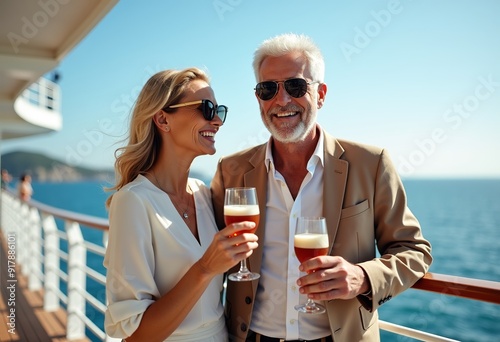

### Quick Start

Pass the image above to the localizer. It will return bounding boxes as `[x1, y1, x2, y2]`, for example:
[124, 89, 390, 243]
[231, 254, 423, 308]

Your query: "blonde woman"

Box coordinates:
[104, 68, 258, 342]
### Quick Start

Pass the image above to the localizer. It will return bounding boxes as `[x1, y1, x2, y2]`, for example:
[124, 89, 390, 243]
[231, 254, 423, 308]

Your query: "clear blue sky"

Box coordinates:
[4, 0, 500, 179]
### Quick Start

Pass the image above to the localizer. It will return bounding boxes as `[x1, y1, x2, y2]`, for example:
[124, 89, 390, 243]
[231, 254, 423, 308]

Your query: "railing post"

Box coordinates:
[19, 202, 30, 276]
[0, 191, 8, 233]
[11, 198, 22, 247]
[0, 190, 5, 230]
[28, 207, 42, 290]
[42, 213, 60, 311]
[1, 192, 16, 232]
[66, 220, 87, 340]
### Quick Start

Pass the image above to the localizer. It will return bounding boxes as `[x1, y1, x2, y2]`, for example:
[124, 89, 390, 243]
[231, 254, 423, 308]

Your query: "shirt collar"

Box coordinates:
[265, 125, 324, 172]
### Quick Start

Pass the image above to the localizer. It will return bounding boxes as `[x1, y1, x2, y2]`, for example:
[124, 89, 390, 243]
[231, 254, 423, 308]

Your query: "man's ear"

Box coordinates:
[317, 83, 327, 109]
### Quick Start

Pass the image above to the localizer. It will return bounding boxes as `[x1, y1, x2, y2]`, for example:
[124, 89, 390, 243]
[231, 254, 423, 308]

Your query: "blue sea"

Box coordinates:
[30, 179, 500, 342]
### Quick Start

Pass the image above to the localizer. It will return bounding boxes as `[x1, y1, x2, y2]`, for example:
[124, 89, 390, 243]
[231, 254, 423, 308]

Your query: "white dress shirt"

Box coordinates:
[104, 175, 227, 341]
[250, 129, 331, 340]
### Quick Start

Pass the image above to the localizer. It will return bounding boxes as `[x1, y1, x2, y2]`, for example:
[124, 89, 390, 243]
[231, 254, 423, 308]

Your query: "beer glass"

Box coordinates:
[224, 187, 260, 281]
[294, 216, 329, 314]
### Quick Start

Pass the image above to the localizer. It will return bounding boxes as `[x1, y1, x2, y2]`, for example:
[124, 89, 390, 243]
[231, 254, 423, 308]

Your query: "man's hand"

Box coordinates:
[296, 255, 370, 301]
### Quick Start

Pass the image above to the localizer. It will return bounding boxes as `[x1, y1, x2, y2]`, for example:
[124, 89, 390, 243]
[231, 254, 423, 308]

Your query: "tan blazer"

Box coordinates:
[211, 130, 432, 342]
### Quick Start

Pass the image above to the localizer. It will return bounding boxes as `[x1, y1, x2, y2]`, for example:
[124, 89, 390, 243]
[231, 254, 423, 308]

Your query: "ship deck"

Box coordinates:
[0, 232, 89, 342]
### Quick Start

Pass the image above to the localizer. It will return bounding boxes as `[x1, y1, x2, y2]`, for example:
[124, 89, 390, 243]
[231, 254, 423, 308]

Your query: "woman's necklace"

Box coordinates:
[150, 171, 193, 221]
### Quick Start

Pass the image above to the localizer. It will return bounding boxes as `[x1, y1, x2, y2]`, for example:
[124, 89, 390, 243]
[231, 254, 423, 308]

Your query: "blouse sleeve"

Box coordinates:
[104, 189, 159, 339]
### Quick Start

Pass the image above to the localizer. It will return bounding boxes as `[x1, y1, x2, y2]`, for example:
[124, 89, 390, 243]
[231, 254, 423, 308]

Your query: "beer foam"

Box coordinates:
[294, 233, 329, 248]
[224, 204, 260, 216]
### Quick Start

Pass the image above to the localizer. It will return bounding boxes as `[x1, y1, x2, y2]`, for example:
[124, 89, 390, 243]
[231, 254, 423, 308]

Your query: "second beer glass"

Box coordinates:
[294, 216, 329, 314]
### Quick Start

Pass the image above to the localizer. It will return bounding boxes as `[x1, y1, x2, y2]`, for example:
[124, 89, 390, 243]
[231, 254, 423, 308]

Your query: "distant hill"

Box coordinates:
[1, 150, 212, 184]
[1, 151, 114, 182]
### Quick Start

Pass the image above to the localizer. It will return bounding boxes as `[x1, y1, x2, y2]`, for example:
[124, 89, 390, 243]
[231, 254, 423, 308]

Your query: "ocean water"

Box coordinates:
[30, 179, 500, 342]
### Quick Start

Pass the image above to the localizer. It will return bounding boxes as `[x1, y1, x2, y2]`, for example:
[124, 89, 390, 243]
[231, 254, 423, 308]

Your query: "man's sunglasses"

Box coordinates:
[255, 78, 319, 101]
[166, 99, 228, 123]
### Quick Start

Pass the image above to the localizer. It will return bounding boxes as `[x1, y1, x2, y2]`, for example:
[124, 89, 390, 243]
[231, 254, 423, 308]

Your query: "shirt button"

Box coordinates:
[291, 285, 297, 291]
[289, 319, 296, 325]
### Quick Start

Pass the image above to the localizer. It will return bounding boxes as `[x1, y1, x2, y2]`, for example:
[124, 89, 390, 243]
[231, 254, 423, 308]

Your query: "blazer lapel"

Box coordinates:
[323, 132, 348, 254]
[244, 146, 268, 279]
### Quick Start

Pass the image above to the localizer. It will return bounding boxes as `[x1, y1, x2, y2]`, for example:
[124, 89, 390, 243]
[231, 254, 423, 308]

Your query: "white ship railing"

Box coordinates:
[1, 188, 499, 341]
[0, 189, 118, 341]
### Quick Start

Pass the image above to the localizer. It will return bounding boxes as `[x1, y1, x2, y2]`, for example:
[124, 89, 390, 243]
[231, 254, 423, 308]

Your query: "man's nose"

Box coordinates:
[274, 82, 292, 106]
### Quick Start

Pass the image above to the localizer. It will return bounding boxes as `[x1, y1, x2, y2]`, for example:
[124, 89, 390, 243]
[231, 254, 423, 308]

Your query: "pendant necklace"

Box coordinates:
[150, 171, 192, 221]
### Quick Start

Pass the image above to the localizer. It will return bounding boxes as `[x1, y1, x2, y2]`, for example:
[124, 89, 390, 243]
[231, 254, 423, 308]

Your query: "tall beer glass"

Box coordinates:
[294, 217, 329, 314]
[224, 187, 260, 281]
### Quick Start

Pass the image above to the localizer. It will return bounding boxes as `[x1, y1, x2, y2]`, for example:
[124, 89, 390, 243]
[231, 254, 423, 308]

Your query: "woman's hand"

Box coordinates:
[197, 222, 258, 276]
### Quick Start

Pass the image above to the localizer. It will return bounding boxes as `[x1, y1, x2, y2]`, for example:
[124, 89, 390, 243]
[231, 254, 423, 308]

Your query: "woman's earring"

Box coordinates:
[164, 126, 170, 132]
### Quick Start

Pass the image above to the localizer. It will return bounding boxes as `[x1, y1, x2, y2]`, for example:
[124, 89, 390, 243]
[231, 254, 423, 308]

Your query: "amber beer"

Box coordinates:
[294, 233, 329, 264]
[224, 204, 260, 235]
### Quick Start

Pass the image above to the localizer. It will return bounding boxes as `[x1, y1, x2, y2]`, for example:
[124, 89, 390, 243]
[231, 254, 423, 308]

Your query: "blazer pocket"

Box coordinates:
[340, 199, 370, 219]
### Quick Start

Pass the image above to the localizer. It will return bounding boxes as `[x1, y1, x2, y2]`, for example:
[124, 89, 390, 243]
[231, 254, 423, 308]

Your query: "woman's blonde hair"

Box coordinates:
[105, 67, 210, 208]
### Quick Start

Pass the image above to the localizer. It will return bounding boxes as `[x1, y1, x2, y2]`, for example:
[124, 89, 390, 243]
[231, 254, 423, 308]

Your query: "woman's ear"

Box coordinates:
[153, 111, 170, 132]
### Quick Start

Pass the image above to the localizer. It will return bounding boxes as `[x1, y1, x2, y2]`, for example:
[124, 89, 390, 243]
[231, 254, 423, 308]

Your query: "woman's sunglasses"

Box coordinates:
[255, 78, 319, 101]
[166, 99, 228, 123]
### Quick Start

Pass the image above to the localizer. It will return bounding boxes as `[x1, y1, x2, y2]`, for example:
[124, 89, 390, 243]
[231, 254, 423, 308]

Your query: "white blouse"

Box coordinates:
[104, 175, 226, 341]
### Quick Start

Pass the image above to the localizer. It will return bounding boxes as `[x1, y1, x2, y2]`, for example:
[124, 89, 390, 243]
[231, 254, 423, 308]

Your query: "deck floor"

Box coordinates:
[0, 231, 90, 342]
